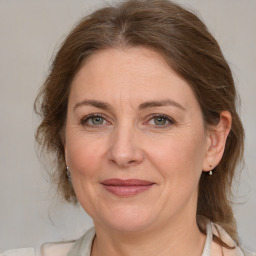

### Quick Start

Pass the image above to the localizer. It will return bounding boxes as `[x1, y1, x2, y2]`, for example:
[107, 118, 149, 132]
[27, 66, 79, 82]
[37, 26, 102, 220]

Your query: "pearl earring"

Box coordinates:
[209, 164, 213, 175]
[66, 166, 72, 182]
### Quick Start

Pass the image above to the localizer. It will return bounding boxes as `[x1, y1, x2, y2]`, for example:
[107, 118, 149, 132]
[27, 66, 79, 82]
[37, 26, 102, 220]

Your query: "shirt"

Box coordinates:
[1, 222, 255, 256]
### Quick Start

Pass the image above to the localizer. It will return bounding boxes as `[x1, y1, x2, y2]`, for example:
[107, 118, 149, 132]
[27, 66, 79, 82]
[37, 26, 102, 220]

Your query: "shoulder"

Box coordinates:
[40, 227, 95, 256]
[0, 241, 75, 256]
[0, 248, 35, 256]
[40, 241, 75, 256]
[211, 223, 256, 256]
[240, 248, 256, 256]
[0, 227, 94, 256]
[65, 227, 95, 256]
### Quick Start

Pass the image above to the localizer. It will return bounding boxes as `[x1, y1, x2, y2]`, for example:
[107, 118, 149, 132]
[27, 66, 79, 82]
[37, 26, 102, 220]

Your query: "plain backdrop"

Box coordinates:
[0, 0, 255, 252]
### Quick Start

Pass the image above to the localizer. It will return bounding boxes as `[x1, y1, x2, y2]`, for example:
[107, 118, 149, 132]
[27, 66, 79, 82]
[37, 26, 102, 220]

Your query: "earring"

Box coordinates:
[209, 164, 213, 175]
[66, 166, 72, 182]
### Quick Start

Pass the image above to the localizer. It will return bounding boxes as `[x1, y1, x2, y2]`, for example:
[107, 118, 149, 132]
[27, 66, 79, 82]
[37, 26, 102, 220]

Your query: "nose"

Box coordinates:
[107, 124, 144, 168]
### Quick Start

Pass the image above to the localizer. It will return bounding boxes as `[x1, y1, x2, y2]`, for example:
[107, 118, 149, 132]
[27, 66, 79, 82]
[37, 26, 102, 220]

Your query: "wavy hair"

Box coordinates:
[35, 0, 244, 246]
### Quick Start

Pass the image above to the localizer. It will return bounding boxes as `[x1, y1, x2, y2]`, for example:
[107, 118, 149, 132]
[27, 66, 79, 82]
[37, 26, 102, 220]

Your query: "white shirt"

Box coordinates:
[1, 223, 255, 256]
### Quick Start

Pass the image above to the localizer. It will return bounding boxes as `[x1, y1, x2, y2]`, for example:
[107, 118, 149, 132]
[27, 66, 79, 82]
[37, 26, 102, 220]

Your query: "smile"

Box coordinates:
[100, 179, 155, 197]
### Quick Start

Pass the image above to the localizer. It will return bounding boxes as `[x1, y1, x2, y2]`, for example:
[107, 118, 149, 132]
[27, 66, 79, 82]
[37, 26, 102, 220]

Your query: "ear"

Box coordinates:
[202, 111, 232, 172]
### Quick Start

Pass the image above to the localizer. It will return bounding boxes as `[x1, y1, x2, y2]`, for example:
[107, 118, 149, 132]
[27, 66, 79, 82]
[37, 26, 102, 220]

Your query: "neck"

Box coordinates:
[91, 214, 206, 256]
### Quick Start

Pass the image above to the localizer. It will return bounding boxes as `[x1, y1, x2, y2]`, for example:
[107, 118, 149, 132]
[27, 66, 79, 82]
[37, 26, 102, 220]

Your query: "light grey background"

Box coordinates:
[0, 0, 255, 252]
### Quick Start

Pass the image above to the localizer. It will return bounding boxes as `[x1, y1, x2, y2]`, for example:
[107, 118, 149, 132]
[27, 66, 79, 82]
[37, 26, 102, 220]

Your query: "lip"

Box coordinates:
[100, 179, 155, 197]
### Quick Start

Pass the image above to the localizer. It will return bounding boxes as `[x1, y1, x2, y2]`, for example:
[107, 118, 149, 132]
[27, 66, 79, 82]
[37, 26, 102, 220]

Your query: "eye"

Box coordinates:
[90, 116, 104, 125]
[147, 114, 175, 128]
[80, 113, 109, 127]
[153, 116, 168, 125]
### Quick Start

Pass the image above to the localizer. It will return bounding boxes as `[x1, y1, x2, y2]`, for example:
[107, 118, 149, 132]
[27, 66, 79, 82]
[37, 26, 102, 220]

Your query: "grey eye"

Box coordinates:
[153, 117, 167, 125]
[80, 113, 109, 127]
[91, 116, 104, 125]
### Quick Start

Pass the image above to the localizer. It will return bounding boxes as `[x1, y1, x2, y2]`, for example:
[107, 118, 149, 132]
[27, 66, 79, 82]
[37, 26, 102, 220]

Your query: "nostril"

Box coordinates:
[128, 160, 136, 164]
[110, 159, 136, 167]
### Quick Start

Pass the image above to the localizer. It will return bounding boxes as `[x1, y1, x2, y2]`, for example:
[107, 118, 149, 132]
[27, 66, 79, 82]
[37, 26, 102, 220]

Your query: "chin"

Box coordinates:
[102, 219, 154, 233]
[94, 205, 158, 233]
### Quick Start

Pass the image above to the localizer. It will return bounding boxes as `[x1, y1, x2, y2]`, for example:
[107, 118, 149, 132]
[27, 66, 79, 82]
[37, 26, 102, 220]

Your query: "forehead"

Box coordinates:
[70, 47, 198, 110]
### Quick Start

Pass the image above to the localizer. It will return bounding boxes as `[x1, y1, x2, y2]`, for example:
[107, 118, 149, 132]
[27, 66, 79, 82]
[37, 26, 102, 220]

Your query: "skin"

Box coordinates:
[64, 47, 231, 256]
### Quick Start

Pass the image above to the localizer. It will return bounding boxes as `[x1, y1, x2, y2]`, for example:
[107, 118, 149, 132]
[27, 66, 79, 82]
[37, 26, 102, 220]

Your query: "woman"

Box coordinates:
[5, 0, 253, 255]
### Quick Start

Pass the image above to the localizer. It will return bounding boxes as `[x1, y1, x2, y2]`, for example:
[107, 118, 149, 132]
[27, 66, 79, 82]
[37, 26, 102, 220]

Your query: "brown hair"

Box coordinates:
[35, 0, 244, 246]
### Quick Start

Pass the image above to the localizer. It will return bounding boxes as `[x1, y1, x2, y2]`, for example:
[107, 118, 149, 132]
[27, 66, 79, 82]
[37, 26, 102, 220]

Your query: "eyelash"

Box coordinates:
[79, 113, 176, 128]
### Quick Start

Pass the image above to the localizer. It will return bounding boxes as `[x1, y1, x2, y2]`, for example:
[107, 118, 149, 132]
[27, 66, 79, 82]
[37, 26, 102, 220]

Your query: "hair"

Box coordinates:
[35, 0, 244, 247]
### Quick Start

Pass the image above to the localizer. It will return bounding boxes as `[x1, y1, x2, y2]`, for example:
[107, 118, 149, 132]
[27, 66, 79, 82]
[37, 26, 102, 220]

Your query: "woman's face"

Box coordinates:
[65, 47, 212, 232]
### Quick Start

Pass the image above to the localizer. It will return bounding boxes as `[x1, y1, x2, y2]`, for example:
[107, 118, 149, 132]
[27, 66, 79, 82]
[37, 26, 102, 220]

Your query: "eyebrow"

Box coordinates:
[73, 99, 113, 111]
[139, 99, 186, 111]
[73, 99, 186, 111]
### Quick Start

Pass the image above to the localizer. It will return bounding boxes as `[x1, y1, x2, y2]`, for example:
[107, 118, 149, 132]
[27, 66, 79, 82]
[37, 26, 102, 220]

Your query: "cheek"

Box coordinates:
[146, 132, 206, 185]
[66, 133, 105, 178]
[65, 134, 106, 215]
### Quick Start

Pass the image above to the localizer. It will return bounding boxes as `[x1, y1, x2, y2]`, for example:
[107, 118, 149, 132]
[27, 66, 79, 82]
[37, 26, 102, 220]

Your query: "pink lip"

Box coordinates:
[100, 179, 155, 197]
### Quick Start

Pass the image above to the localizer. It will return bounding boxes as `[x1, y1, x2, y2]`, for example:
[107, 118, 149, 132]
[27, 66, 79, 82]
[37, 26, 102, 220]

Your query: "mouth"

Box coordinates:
[100, 179, 155, 197]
